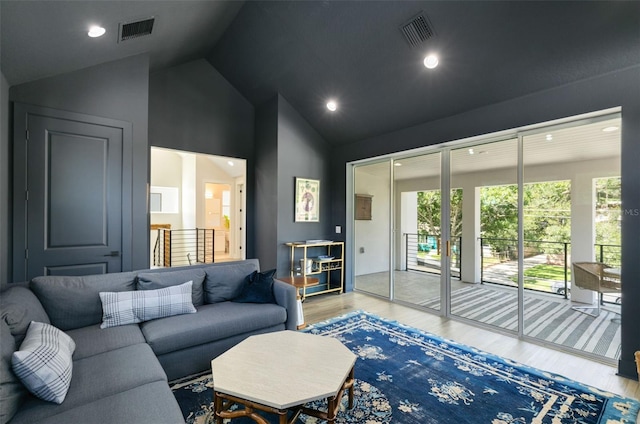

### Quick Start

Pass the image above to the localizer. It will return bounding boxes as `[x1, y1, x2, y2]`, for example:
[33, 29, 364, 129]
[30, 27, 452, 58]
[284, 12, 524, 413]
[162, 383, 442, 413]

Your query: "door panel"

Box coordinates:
[393, 152, 442, 309]
[449, 138, 518, 332]
[47, 130, 112, 247]
[22, 111, 124, 279]
[354, 161, 391, 298]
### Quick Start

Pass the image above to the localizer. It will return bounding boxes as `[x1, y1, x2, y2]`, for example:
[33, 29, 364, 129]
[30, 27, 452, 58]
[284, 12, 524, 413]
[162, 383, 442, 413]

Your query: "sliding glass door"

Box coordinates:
[449, 138, 518, 331]
[350, 110, 621, 362]
[521, 116, 621, 359]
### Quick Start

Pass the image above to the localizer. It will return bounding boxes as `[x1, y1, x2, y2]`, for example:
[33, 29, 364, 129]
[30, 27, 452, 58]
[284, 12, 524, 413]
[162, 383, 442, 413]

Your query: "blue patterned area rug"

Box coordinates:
[170, 311, 639, 423]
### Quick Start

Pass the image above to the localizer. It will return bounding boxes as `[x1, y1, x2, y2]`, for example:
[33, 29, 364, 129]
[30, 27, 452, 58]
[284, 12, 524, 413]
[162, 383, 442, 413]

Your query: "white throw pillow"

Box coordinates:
[99, 281, 196, 328]
[11, 321, 76, 404]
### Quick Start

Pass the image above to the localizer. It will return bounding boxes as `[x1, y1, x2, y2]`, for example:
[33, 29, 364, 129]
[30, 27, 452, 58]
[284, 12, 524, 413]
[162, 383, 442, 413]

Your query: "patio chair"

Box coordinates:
[571, 262, 621, 317]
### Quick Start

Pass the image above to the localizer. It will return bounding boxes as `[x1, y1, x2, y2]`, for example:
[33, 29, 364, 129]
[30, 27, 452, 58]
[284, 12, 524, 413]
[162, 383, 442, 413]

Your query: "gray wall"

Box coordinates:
[9, 55, 150, 272]
[254, 96, 278, 269]
[148, 59, 256, 257]
[276, 95, 331, 275]
[0, 71, 9, 290]
[254, 94, 332, 274]
[331, 65, 640, 379]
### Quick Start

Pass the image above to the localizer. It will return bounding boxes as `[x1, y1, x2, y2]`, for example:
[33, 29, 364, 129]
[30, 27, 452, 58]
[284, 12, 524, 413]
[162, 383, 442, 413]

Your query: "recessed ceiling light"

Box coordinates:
[545, 134, 553, 141]
[423, 54, 439, 69]
[88, 25, 106, 38]
[468, 148, 474, 155]
[227, 161, 234, 167]
[326, 100, 337, 112]
[602, 126, 619, 132]
[394, 162, 402, 167]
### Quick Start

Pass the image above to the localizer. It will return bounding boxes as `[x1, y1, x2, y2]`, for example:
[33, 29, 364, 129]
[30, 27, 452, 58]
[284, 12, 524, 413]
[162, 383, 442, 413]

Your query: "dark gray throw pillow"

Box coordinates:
[233, 269, 277, 304]
[204, 260, 260, 303]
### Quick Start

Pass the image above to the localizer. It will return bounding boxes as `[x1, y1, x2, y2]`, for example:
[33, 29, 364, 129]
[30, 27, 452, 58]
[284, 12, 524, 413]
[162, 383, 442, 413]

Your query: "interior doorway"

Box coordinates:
[149, 147, 246, 268]
[204, 183, 231, 261]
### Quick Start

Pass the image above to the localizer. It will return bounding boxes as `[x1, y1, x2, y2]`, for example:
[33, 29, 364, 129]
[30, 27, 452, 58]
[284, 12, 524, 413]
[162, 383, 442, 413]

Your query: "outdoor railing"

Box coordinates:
[404, 233, 461, 279]
[480, 237, 621, 302]
[153, 228, 217, 267]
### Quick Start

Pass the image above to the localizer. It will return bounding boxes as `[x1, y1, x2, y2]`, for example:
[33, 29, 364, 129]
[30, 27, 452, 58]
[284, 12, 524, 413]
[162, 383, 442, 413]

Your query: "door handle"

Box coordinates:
[446, 241, 451, 257]
[104, 251, 120, 257]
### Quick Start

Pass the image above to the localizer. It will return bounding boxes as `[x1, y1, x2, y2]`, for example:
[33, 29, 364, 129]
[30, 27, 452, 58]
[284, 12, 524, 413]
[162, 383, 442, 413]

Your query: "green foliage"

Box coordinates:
[416, 177, 621, 262]
[417, 189, 463, 236]
[595, 177, 621, 265]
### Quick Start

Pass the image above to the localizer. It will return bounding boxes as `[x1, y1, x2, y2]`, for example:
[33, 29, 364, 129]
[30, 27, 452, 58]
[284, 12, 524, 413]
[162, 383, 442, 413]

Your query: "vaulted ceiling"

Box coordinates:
[2, 1, 639, 146]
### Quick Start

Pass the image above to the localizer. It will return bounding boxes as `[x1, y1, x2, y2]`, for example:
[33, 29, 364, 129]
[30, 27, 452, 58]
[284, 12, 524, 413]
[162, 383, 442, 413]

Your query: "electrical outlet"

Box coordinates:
[335, 225, 342, 234]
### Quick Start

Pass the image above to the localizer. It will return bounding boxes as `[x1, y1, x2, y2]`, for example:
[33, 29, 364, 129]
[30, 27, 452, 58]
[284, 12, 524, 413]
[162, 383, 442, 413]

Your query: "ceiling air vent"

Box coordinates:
[400, 13, 434, 48]
[118, 17, 155, 42]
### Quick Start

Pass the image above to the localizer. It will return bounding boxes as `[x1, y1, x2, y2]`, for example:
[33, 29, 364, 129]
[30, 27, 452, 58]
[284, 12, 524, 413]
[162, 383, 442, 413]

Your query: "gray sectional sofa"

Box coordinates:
[0, 259, 298, 424]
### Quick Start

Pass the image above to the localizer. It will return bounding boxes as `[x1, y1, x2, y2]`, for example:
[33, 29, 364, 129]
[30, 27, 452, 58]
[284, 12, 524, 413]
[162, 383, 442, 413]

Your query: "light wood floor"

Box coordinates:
[302, 291, 640, 401]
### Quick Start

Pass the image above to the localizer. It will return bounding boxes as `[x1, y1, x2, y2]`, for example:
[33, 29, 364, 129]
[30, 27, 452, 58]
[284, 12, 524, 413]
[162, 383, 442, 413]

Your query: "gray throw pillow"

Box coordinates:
[30, 272, 137, 331]
[0, 286, 50, 345]
[203, 260, 260, 303]
[137, 268, 206, 306]
[0, 320, 27, 424]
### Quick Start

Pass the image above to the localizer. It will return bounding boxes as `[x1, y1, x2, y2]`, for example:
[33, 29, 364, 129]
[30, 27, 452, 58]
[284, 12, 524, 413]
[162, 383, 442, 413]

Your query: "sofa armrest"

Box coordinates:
[273, 279, 298, 331]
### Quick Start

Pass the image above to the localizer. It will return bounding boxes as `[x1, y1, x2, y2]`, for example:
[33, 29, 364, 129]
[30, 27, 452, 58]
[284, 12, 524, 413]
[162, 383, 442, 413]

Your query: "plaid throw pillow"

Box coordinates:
[11, 321, 76, 404]
[99, 281, 196, 329]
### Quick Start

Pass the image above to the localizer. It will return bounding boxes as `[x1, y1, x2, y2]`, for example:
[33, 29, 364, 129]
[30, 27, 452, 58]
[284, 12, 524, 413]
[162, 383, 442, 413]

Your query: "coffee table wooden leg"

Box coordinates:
[347, 367, 355, 409]
[214, 391, 223, 424]
[327, 396, 337, 423]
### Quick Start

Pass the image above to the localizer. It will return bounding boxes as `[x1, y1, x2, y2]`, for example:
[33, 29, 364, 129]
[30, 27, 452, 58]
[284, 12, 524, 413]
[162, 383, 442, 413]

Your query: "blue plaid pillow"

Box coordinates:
[99, 281, 196, 328]
[11, 321, 76, 404]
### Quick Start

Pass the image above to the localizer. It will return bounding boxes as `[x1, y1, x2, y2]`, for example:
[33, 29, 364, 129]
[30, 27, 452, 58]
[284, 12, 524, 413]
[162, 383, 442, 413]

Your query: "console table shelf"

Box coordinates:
[285, 241, 344, 298]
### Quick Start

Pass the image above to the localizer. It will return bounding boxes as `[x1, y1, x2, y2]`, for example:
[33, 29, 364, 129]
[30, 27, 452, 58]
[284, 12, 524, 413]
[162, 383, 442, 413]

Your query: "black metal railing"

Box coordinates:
[479, 237, 620, 302]
[153, 228, 217, 267]
[404, 233, 461, 279]
[403, 234, 621, 301]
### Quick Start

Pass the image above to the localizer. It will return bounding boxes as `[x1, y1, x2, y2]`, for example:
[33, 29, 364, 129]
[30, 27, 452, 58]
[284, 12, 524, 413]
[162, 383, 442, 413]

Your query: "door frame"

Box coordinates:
[13, 103, 132, 282]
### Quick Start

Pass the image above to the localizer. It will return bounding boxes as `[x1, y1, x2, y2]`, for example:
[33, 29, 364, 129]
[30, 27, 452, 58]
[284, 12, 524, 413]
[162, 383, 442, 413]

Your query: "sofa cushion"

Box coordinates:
[30, 273, 137, 331]
[141, 301, 287, 355]
[0, 286, 50, 345]
[10, 381, 185, 424]
[12, 322, 76, 404]
[65, 324, 145, 360]
[137, 268, 206, 306]
[233, 269, 277, 304]
[0, 320, 26, 424]
[203, 260, 260, 303]
[99, 281, 196, 328]
[10, 343, 167, 424]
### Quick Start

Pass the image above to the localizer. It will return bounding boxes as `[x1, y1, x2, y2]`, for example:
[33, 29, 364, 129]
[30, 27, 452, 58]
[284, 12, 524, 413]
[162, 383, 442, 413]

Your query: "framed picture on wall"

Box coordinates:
[295, 177, 320, 222]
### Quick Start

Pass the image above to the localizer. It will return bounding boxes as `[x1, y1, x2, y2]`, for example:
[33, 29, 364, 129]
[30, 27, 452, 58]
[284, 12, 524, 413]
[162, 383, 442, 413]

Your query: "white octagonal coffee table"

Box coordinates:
[211, 330, 356, 424]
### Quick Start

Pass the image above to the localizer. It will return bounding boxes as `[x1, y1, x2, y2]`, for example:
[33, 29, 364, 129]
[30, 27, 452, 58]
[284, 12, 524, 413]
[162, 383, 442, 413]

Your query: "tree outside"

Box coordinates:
[415, 177, 621, 292]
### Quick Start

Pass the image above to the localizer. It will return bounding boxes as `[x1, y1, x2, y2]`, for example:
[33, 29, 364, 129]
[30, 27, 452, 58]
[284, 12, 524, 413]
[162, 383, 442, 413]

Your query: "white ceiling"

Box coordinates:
[357, 116, 621, 181]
